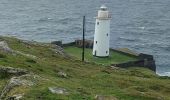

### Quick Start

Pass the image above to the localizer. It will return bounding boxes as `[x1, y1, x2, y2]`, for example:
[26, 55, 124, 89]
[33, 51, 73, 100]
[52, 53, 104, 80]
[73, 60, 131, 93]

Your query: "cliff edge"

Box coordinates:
[0, 36, 169, 100]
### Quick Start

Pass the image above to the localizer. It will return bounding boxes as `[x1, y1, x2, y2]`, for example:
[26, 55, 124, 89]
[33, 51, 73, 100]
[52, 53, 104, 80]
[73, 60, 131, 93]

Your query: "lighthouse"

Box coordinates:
[93, 5, 111, 57]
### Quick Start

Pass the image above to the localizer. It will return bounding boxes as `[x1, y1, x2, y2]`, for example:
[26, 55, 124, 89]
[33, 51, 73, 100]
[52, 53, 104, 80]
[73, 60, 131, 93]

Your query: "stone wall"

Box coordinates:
[112, 59, 156, 72]
[111, 51, 156, 72]
[110, 49, 139, 58]
[62, 42, 75, 47]
[51, 41, 75, 47]
[74, 40, 93, 48]
[51, 39, 156, 72]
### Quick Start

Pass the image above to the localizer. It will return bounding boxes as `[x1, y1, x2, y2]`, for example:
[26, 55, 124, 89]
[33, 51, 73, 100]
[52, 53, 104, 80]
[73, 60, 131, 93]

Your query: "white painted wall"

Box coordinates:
[93, 5, 111, 57]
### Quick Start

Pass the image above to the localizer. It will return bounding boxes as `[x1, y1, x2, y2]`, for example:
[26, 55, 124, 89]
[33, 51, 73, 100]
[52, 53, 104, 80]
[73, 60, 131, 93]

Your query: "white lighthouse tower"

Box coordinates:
[93, 5, 111, 57]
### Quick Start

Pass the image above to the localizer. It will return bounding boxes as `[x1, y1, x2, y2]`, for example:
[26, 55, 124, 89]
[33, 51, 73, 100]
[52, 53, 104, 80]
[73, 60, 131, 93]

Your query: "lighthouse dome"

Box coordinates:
[100, 5, 107, 11]
[96, 5, 111, 19]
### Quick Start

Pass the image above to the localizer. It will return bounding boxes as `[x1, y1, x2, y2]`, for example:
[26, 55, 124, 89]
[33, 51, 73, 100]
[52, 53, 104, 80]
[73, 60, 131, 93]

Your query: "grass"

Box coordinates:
[64, 46, 138, 65]
[0, 36, 170, 100]
[0, 79, 8, 91]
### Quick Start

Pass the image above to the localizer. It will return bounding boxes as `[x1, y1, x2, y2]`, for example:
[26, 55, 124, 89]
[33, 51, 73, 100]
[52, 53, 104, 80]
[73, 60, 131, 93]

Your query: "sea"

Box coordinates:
[0, 0, 170, 76]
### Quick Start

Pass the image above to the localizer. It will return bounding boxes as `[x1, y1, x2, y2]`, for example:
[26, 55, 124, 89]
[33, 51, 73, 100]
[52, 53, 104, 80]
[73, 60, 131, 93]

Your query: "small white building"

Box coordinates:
[93, 5, 111, 57]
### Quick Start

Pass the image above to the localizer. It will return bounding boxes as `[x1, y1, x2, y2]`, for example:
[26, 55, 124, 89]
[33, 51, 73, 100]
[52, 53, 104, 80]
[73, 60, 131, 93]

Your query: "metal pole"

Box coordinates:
[82, 16, 85, 62]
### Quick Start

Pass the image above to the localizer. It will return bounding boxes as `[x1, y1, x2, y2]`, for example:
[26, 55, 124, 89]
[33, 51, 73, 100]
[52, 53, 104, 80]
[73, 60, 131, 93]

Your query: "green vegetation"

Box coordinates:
[0, 36, 170, 100]
[0, 79, 8, 91]
[0, 70, 10, 79]
[64, 46, 138, 65]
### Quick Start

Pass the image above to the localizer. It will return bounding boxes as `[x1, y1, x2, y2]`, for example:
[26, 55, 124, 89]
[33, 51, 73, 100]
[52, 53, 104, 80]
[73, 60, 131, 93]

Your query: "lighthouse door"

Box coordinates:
[95, 50, 97, 56]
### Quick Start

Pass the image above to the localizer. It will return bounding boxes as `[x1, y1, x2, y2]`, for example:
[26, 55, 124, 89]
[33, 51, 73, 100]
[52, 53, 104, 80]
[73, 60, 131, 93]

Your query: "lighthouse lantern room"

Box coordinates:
[93, 5, 111, 57]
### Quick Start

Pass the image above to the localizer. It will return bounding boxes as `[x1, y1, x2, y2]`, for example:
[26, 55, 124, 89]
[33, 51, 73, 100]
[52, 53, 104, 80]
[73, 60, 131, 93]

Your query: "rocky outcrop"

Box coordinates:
[57, 71, 67, 78]
[0, 73, 41, 100]
[95, 95, 118, 100]
[21, 40, 50, 47]
[0, 41, 37, 59]
[0, 66, 28, 76]
[48, 87, 68, 95]
[0, 41, 13, 53]
[15, 50, 37, 59]
[51, 41, 62, 46]
[51, 45, 71, 58]
[10, 75, 34, 86]
[0, 65, 48, 100]
[0, 66, 28, 100]
[0, 66, 41, 100]
[7, 94, 24, 100]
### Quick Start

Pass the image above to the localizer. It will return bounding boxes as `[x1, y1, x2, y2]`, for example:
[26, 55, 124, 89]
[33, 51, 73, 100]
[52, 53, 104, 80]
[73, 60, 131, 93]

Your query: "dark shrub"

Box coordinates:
[0, 70, 10, 79]
[135, 86, 148, 92]
[0, 54, 6, 58]
[149, 84, 162, 91]
[159, 76, 170, 79]
[37, 68, 43, 72]
[26, 59, 36, 63]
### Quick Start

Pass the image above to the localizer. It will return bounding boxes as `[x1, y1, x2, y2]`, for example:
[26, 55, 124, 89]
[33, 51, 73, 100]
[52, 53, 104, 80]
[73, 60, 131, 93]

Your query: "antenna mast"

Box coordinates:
[82, 16, 85, 62]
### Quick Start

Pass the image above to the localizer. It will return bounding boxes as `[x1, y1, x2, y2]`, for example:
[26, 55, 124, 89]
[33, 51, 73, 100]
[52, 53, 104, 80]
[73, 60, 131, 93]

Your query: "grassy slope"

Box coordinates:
[0, 37, 170, 100]
[64, 46, 138, 65]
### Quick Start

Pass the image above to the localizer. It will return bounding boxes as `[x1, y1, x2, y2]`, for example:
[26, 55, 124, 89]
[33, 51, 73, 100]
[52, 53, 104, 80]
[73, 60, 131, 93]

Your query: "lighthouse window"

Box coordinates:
[106, 51, 108, 54]
[96, 41, 97, 44]
[106, 33, 108, 36]
[97, 22, 99, 25]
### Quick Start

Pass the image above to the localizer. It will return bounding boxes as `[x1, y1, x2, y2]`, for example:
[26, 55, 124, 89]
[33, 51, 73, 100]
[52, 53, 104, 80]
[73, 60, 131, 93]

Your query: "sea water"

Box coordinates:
[0, 0, 170, 76]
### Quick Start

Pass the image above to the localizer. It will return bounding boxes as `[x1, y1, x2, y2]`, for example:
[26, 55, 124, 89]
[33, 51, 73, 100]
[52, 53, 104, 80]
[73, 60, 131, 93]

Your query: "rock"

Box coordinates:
[48, 87, 68, 94]
[110, 66, 119, 70]
[0, 41, 13, 53]
[0, 73, 39, 100]
[51, 41, 62, 46]
[57, 71, 67, 78]
[51, 45, 64, 54]
[0, 41, 37, 59]
[9, 76, 34, 87]
[51, 45, 71, 58]
[0, 66, 28, 76]
[21, 40, 49, 47]
[0, 67, 29, 99]
[95, 95, 118, 100]
[7, 94, 24, 100]
[15, 51, 37, 59]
